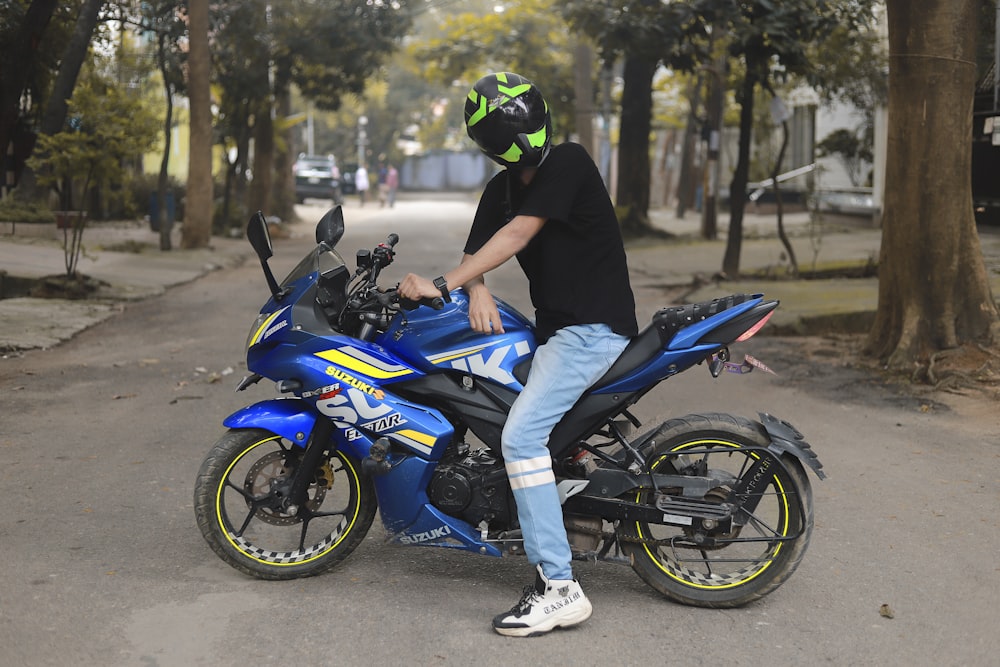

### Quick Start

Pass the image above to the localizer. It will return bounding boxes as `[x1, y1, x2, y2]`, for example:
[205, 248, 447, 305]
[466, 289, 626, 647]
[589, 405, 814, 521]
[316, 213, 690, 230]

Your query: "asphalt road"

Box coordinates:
[1, 200, 998, 666]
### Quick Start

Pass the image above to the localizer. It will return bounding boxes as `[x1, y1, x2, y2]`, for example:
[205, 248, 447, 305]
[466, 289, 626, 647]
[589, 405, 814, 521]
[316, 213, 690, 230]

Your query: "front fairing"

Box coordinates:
[246, 244, 349, 350]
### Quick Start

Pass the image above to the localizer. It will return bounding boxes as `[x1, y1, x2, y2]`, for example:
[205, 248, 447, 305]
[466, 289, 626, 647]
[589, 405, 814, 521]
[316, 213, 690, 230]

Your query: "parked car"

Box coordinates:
[293, 154, 342, 204]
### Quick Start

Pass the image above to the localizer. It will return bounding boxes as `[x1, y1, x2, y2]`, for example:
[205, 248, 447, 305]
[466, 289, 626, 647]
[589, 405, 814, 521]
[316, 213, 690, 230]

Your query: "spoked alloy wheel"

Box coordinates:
[620, 413, 814, 608]
[194, 428, 376, 580]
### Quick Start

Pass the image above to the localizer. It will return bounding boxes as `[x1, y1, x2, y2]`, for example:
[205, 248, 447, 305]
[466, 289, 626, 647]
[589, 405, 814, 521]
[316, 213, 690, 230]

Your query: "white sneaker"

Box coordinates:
[492, 565, 593, 637]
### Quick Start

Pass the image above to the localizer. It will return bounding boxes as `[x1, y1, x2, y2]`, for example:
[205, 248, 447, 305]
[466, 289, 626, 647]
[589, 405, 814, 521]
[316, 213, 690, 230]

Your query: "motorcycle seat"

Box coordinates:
[594, 294, 753, 388]
[513, 294, 754, 389]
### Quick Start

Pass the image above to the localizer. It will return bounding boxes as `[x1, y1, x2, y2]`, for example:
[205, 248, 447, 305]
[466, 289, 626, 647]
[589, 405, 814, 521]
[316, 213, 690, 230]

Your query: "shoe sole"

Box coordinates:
[493, 602, 593, 638]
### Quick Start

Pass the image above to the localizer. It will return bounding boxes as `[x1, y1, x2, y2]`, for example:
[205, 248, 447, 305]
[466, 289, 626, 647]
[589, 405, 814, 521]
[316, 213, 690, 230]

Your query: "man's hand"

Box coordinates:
[467, 283, 504, 334]
[398, 273, 440, 301]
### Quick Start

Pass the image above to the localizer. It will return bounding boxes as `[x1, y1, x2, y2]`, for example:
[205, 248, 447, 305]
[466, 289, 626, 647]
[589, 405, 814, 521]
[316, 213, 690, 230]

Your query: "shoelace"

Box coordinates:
[510, 584, 543, 616]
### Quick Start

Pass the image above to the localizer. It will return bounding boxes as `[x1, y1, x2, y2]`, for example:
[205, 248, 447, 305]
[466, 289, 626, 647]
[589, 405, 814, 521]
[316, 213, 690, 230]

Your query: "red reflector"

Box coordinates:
[735, 311, 773, 342]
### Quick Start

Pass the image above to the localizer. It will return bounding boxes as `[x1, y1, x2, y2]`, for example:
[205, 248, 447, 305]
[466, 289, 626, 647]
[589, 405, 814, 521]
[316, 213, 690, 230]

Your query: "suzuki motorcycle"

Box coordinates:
[194, 206, 825, 608]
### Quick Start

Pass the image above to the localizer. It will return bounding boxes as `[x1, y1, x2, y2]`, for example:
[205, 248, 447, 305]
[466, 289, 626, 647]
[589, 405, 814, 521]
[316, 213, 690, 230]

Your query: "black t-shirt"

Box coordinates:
[464, 142, 638, 342]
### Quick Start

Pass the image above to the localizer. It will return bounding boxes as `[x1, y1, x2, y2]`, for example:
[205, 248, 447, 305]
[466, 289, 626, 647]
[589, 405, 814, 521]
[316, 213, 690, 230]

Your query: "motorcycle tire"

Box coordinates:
[619, 413, 814, 608]
[194, 428, 376, 580]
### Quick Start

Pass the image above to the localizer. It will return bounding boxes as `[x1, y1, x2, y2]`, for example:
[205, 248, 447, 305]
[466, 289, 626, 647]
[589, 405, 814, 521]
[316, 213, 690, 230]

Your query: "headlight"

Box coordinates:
[246, 306, 291, 350]
[246, 312, 269, 351]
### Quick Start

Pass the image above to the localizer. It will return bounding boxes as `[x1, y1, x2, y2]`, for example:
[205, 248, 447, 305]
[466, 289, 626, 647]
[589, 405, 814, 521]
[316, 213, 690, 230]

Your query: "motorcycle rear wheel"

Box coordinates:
[194, 428, 376, 580]
[620, 413, 814, 608]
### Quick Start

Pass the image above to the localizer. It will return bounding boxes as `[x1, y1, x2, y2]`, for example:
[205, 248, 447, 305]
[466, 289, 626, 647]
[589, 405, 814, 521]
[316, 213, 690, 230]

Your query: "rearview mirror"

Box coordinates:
[316, 206, 345, 248]
[247, 211, 273, 261]
[246, 211, 284, 300]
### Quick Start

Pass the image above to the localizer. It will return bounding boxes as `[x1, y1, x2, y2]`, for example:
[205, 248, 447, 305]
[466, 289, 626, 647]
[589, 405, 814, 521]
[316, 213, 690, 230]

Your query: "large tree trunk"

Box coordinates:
[675, 75, 703, 219]
[247, 102, 274, 218]
[270, 61, 296, 223]
[17, 0, 103, 198]
[616, 53, 663, 238]
[722, 71, 756, 278]
[866, 0, 999, 372]
[181, 0, 213, 249]
[0, 0, 58, 194]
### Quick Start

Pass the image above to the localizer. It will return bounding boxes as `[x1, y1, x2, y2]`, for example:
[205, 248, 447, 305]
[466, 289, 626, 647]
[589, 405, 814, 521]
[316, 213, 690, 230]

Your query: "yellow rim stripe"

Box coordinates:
[217, 436, 362, 567]
[637, 440, 790, 590]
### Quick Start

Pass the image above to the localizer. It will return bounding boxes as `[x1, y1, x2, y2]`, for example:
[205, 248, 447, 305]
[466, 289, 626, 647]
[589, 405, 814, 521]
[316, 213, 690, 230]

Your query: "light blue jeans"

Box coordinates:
[501, 323, 630, 581]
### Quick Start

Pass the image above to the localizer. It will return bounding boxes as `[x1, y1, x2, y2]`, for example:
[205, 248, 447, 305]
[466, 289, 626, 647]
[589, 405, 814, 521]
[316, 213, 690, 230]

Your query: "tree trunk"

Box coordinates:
[722, 71, 756, 278]
[0, 0, 58, 193]
[181, 0, 213, 249]
[616, 53, 663, 238]
[866, 0, 999, 372]
[40, 0, 103, 138]
[247, 102, 274, 217]
[156, 31, 174, 252]
[17, 0, 103, 198]
[772, 118, 797, 276]
[675, 75, 703, 219]
[573, 40, 595, 156]
[270, 62, 296, 223]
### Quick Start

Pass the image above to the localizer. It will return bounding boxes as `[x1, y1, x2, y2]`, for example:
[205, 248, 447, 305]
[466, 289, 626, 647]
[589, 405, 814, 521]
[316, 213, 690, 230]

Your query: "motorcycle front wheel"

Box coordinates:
[619, 413, 814, 608]
[194, 428, 376, 580]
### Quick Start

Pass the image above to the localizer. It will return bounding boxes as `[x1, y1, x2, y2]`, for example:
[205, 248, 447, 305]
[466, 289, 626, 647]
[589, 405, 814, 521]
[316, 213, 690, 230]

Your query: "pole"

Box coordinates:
[994, 0, 999, 113]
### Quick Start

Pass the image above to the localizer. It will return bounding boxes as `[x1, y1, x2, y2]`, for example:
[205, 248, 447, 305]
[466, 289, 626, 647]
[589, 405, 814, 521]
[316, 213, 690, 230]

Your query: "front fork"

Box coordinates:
[282, 417, 335, 515]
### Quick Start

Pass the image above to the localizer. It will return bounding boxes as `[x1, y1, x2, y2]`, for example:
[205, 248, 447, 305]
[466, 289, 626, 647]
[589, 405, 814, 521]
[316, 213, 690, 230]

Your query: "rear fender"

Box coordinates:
[759, 412, 826, 480]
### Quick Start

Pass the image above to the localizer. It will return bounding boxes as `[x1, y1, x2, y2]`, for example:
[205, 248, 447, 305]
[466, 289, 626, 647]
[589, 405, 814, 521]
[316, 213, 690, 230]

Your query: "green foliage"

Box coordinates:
[412, 0, 578, 137]
[27, 61, 160, 276]
[561, 0, 707, 67]
[816, 127, 873, 186]
[30, 82, 159, 209]
[0, 191, 54, 224]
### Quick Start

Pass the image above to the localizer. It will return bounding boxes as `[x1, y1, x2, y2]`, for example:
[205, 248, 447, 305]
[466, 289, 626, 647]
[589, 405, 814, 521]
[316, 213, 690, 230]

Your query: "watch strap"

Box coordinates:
[433, 276, 451, 302]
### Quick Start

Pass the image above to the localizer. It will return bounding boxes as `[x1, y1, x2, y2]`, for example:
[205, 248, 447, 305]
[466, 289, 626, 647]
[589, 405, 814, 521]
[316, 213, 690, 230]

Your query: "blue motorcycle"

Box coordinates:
[194, 206, 825, 608]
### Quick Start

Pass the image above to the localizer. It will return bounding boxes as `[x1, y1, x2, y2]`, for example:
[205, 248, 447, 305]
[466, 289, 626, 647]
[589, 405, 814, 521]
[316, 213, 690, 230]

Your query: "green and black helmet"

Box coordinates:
[464, 72, 552, 169]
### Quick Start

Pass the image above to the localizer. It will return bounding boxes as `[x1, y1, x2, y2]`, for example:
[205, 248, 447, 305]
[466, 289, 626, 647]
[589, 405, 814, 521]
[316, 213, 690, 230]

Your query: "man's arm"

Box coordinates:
[398, 214, 545, 318]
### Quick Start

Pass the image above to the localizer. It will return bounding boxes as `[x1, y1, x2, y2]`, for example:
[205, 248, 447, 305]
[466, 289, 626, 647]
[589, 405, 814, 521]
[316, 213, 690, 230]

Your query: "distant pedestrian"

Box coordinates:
[377, 161, 389, 207]
[386, 164, 399, 208]
[355, 164, 370, 206]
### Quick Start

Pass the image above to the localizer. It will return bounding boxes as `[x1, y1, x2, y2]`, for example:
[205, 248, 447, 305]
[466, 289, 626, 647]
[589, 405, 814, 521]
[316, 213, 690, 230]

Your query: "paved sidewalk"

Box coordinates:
[0, 221, 252, 352]
[2, 201, 1000, 353]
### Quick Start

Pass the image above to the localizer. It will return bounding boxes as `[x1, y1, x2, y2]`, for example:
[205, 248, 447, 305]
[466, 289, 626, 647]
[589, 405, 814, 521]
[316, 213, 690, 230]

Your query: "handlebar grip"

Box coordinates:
[399, 296, 445, 311]
[385, 233, 399, 247]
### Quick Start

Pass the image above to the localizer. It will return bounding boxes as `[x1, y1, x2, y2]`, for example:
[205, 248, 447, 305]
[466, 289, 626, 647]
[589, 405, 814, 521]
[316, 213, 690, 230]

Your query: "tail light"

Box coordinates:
[735, 310, 774, 341]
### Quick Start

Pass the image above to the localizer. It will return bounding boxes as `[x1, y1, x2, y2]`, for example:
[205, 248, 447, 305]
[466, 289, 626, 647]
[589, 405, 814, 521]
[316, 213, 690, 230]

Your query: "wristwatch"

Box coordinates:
[433, 276, 451, 302]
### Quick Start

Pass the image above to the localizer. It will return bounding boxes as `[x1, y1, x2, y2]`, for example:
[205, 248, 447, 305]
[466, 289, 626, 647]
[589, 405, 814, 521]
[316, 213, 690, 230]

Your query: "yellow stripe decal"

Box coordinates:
[250, 308, 288, 347]
[396, 429, 436, 446]
[314, 348, 413, 379]
[428, 344, 489, 365]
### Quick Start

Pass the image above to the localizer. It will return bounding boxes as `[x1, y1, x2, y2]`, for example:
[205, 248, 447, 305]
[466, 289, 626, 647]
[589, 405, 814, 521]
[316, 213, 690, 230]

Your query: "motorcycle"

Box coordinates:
[194, 206, 825, 608]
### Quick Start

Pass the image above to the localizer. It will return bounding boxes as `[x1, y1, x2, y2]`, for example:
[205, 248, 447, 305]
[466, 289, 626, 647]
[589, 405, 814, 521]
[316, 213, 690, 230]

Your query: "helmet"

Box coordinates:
[464, 72, 552, 169]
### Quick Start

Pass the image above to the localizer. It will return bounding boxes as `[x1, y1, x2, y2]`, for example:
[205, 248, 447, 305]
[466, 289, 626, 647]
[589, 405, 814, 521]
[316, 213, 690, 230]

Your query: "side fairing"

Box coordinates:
[305, 338, 454, 460]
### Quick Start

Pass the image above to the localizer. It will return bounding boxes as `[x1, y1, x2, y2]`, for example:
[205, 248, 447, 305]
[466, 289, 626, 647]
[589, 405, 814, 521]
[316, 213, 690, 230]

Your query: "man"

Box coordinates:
[398, 72, 637, 637]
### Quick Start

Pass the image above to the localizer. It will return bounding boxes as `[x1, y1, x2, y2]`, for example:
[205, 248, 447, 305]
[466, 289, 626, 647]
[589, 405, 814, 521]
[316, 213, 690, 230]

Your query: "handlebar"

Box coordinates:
[396, 292, 444, 311]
